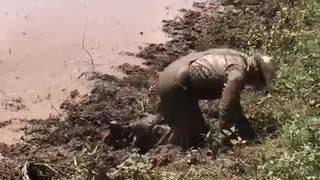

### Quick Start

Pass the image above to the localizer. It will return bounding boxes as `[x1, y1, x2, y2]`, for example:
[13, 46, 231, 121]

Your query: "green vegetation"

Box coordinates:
[245, 0, 320, 178]
[113, 0, 320, 179]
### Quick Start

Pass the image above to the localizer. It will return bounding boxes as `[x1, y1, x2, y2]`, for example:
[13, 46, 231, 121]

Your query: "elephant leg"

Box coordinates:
[159, 88, 209, 149]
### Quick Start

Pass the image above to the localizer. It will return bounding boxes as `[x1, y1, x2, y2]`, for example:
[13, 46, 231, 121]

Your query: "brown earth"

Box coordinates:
[0, 0, 293, 179]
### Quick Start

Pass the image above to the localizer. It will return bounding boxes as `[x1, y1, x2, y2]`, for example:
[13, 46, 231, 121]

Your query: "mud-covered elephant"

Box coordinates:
[153, 48, 276, 148]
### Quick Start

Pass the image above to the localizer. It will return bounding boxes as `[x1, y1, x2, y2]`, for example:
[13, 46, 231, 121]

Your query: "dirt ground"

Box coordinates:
[0, 0, 291, 179]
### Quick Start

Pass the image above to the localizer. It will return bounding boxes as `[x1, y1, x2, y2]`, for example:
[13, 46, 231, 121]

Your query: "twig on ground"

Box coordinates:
[88, 145, 100, 156]
[82, 19, 95, 69]
[77, 72, 89, 79]
[21, 162, 60, 180]
[50, 102, 66, 118]
[0, 89, 8, 109]
[135, 96, 145, 114]
[34, 163, 60, 174]
[20, 162, 31, 180]
[44, 163, 75, 171]
[181, 167, 192, 179]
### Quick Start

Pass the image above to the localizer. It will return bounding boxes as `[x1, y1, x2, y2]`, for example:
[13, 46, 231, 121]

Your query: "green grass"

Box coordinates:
[119, 0, 320, 179]
[225, 0, 320, 179]
[247, 0, 320, 177]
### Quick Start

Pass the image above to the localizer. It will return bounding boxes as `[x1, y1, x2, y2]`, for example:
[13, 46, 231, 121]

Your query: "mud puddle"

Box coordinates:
[0, 0, 198, 144]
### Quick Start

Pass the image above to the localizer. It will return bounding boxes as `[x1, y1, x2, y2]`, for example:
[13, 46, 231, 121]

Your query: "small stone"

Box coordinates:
[309, 100, 316, 106]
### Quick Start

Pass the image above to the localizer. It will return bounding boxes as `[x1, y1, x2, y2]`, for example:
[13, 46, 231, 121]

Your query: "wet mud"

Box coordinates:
[0, 0, 193, 143]
[0, 0, 292, 179]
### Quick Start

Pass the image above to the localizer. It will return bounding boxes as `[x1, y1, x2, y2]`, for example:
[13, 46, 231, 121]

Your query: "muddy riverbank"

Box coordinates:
[0, 0, 198, 144]
[0, 0, 297, 179]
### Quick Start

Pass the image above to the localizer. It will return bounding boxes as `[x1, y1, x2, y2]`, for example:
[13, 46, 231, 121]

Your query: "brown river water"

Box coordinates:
[0, 0, 201, 144]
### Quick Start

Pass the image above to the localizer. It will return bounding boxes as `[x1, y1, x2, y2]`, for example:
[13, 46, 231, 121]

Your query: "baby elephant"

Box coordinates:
[156, 48, 276, 148]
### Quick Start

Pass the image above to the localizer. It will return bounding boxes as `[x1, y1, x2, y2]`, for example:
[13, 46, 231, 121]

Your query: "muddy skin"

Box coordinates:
[156, 48, 273, 148]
